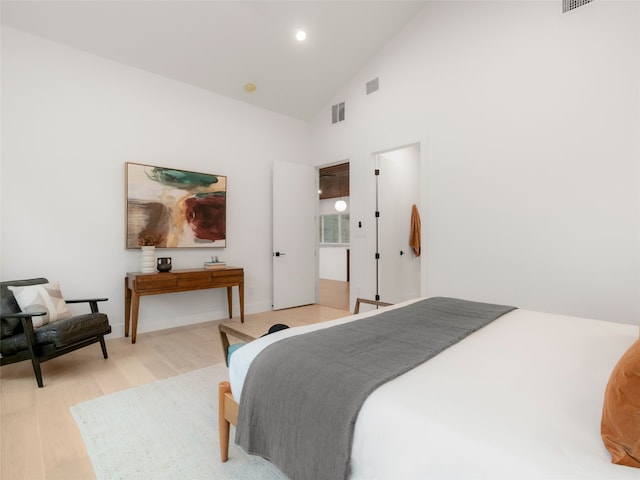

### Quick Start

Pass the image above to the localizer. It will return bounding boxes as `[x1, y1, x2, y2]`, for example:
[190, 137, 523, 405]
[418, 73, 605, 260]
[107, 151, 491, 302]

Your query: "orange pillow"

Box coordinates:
[601, 338, 640, 468]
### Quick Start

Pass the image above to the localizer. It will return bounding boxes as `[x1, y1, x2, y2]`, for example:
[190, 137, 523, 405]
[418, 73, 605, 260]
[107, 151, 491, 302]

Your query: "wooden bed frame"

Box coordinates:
[218, 381, 238, 462]
[217, 298, 393, 462]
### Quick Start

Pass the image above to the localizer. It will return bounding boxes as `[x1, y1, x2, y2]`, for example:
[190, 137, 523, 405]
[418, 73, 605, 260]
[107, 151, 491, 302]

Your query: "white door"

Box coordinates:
[377, 145, 421, 303]
[272, 161, 318, 309]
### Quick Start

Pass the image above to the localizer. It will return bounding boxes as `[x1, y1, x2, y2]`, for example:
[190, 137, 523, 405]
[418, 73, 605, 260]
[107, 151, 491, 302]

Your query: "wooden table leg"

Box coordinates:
[239, 282, 244, 323]
[131, 292, 140, 344]
[226, 286, 233, 319]
[124, 277, 131, 338]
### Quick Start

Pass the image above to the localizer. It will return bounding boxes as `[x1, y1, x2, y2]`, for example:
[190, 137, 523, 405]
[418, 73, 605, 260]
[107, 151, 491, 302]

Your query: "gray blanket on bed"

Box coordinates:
[235, 297, 516, 480]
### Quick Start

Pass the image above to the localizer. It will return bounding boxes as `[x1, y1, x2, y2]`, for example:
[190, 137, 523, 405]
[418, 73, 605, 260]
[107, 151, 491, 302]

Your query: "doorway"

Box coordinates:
[375, 144, 421, 303]
[272, 161, 318, 310]
[318, 162, 350, 311]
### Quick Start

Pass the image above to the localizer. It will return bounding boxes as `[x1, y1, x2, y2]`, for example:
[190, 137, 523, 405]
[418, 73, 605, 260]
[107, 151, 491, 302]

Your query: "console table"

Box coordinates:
[124, 267, 244, 344]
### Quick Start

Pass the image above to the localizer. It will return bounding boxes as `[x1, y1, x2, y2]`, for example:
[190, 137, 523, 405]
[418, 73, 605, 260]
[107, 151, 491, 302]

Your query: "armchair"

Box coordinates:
[1, 278, 112, 387]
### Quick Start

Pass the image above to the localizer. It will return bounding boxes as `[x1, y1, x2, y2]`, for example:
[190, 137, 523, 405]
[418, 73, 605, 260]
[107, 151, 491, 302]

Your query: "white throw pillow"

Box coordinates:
[7, 282, 72, 328]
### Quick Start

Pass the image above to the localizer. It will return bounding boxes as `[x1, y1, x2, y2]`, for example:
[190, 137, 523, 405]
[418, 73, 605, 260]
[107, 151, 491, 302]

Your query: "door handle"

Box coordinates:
[400, 250, 405, 256]
[273, 252, 286, 257]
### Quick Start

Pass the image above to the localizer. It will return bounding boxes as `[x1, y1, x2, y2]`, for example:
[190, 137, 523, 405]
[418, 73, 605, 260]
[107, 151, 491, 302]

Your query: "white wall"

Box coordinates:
[319, 247, 348, 281]
[1, 27, 312, 337]
[310, 2, 640, 324]
[2, 2, 638, 332]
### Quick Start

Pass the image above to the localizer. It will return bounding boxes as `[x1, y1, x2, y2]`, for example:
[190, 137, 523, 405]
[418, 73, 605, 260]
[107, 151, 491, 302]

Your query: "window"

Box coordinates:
[319, 214, 349, 244]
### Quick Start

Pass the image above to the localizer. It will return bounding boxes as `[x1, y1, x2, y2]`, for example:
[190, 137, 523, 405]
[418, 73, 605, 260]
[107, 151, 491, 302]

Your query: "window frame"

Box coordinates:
[319, 213, 350, 245]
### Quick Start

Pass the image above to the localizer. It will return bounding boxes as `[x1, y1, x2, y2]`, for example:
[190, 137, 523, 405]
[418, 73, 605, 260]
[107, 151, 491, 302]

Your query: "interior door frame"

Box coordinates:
[372, 143, 421, 304]
[272, 161, 318, 310]
[317, 160, 351, 309]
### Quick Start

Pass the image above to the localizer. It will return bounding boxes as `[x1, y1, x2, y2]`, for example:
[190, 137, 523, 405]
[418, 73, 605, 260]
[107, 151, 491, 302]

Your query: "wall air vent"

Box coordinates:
[332, 102, 345, 124]
[366, 77, 379, 95]
[563, 0, 594, 13]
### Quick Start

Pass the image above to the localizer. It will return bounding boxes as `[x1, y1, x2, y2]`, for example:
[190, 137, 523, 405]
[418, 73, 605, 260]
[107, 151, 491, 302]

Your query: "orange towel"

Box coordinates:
[410, 204, 421, 257]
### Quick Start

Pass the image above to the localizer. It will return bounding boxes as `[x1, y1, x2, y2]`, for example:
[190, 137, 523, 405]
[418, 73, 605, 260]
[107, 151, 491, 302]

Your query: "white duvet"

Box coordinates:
[230, 299, 639, 479]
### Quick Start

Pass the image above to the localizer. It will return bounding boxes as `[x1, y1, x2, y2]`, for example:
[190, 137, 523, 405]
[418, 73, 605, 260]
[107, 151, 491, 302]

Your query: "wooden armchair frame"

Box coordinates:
[1, 278, 111, 387]
[1, 299, 110, 387]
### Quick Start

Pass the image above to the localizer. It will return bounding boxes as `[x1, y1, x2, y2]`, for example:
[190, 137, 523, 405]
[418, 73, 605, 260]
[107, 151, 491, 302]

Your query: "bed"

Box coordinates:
[218, 297, 639, 479]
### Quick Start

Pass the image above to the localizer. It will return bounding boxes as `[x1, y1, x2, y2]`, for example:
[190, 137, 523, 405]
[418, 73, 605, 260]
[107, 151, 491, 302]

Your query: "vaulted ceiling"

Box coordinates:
[1, 1, 427, 121]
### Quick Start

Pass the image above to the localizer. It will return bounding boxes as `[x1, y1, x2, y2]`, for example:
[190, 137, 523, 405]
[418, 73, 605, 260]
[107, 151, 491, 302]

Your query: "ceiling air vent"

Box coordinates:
[563, 0, 594, 13]
[366, 77, 379, 95]
[332, 102, 345, 124]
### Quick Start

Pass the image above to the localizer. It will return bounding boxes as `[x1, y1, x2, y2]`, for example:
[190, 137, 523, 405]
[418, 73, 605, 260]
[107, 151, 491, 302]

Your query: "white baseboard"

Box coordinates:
[107, 300, 274, 339]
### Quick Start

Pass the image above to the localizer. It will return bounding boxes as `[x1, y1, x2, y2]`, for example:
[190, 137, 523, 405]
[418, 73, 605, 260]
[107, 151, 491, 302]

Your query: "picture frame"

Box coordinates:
[125, 162, 227, 248]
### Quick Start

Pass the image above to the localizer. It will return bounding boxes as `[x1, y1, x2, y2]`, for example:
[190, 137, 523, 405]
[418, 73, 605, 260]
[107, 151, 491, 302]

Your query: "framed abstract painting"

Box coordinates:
[126, 162, 227, 248]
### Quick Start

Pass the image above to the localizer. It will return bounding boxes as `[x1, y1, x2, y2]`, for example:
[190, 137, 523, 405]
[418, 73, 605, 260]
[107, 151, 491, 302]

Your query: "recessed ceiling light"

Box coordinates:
[244, 82, 256, 93]
[295, 30, 306, 41]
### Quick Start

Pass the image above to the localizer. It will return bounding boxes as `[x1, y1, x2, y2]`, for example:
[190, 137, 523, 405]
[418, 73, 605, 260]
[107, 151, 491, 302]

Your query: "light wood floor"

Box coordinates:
[318, 278, 350, 311]
[0, 304, 349, 480]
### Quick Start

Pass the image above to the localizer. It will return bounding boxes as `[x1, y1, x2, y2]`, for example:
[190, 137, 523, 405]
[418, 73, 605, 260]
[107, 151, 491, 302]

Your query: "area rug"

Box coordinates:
[71, 364, 287, 480]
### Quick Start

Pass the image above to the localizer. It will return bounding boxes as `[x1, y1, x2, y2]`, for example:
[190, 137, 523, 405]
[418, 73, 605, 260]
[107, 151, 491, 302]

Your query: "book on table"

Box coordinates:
[204, 262, 226, 270]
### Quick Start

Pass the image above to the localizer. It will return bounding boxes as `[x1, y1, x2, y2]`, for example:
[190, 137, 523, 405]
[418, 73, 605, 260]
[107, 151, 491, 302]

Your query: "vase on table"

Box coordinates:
[141, 246, 156, 273]
[157, 257, 172, 272]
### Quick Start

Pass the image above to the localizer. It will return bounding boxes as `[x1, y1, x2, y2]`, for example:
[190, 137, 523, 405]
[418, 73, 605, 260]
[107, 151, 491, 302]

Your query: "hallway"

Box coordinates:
[318, 278, 349, 311]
